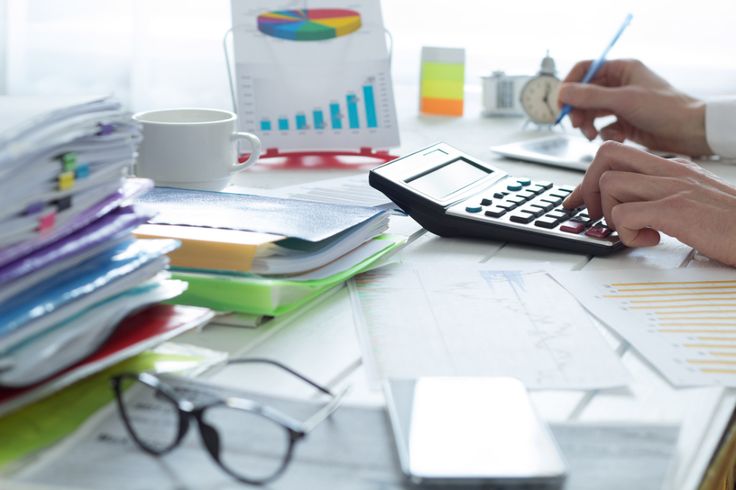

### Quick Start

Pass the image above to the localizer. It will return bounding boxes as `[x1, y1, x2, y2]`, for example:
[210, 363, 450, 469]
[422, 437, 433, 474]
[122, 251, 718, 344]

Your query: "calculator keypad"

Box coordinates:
[448, 176, 619, 246]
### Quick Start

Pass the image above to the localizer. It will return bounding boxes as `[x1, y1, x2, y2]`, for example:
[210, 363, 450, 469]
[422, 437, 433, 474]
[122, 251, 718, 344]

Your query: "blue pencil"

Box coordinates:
[554, 13, 634, 126]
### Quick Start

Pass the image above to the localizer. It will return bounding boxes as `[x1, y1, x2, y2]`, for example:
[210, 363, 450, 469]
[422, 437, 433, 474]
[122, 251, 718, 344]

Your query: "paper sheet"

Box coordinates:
[553, 268, 736, 387]
[11, 384, 678, 490]
[351, 265, 629, 390]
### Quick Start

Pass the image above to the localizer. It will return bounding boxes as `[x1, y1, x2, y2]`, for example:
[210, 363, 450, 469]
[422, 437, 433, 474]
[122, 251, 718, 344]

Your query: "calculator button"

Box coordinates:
[541, 197, 563, 206]
[585, 226, 612, 239]
[507, 196, 526, 205]
[533, 181, 553, 190]
[493, 192, 505, 199]
[507, 182, 522, 192]
[548, 192, 569, 199]
[530, 202, 554, 213]
[518, 206, 544, 218]
[534, 216, 559, 229]
[480, 198, 493, 206]
[496, 202, 518, 211]
[484, 207, 507, 218]
[509, 212, 536, 224]
[558, 185, 576, 193]
[527, 184, 547, 195]
[560, 221, 585, 234]
[547, 210, 570, 220]
[516, 177, 531, 186]
[517, 190, 536, 199]
[466, 205, 483, 213]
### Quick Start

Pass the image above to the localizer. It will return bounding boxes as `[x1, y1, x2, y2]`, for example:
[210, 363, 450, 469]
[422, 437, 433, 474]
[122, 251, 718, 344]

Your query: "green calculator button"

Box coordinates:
[517, 177, 531, 186]
[465, 205, 483, 213]
[506, 182, 522, 192]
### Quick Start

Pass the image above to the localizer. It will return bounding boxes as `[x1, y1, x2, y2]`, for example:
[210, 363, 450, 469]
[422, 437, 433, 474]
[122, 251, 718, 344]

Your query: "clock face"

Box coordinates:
[520, 75, 561, 124]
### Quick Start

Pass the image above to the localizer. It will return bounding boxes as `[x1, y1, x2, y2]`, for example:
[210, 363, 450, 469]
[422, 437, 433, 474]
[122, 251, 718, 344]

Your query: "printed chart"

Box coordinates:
[231, 1, 399, 151]
[554, 268, 736, 387]
[257, 9, 362, 41]
[351, 265, 628, 390]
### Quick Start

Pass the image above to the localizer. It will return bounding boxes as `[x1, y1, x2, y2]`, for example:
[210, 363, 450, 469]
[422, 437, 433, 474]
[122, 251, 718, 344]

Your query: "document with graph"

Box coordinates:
[351, 265, 629, 390]
[553, 268, 736, 387]
[230, 0, 399, 151]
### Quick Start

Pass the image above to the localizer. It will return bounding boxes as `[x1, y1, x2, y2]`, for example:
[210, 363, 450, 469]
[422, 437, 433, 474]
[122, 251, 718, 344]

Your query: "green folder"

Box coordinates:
[169, 235, 405, 316]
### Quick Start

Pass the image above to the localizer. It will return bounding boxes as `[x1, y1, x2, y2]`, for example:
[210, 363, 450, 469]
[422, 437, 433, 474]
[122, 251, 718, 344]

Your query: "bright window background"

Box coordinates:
[1, 0, 735, 111]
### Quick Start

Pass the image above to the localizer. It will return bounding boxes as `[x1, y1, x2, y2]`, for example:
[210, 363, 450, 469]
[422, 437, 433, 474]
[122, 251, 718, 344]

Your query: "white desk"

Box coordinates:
[6, 85, 736, 489]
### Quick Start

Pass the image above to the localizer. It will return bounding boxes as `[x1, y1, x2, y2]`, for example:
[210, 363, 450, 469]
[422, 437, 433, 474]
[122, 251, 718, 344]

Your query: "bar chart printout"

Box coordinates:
[553, 269, 736, 387]
[231, 0, 399, 151]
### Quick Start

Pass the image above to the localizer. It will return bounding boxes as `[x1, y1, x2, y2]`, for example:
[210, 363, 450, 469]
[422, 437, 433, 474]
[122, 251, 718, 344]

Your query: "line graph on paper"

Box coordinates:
[350, 265, 628, 390]
[553, 269, 736, 387]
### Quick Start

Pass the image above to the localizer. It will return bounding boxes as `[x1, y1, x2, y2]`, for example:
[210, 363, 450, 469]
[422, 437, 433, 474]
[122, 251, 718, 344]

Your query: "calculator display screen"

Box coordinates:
[407, 158, 490, 200]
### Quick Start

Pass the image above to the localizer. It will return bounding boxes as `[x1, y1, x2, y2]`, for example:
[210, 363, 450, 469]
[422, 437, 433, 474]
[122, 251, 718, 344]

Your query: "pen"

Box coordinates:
[554, 13, 633, 126]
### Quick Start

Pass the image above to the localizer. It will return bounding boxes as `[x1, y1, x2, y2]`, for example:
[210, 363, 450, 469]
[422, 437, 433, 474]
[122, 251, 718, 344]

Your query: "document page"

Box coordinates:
[553, 268, 736, 387]
[351, 265, 629, 390]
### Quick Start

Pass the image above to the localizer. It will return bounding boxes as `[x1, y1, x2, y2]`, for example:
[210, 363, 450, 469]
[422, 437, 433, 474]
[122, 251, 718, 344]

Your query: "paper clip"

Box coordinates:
[58, 171, 75, 190]
[37, 210, 56, 232]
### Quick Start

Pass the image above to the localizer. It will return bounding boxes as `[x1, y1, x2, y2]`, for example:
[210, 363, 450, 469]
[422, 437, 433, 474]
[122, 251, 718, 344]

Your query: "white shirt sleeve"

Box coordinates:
[706, 97, 736, 158]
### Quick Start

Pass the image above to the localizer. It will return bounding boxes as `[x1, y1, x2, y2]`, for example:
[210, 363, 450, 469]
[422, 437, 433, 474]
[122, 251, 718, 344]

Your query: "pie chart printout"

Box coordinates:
[257, 8, 362, 41]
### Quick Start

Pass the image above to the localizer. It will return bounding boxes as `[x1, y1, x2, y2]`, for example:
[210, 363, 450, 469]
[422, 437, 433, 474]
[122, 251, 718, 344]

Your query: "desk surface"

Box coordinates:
[6, 85, 736, 489]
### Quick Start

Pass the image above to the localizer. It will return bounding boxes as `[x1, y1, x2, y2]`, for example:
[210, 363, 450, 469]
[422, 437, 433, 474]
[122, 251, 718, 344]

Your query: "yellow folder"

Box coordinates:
[133, 224, 284, 272]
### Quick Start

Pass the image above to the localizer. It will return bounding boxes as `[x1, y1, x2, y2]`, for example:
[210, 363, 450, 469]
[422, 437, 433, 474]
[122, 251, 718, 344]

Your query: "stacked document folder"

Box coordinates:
[0, 96, 191, 389]
[135, 187, 405, 316]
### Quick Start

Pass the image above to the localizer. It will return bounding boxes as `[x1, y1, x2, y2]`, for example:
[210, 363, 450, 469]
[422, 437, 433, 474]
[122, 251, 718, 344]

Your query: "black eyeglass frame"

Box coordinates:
[110, 358, 347, 485]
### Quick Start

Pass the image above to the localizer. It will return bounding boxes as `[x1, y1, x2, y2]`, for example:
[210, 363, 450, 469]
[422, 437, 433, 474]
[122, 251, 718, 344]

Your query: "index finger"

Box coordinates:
[563, 142, 689, 218]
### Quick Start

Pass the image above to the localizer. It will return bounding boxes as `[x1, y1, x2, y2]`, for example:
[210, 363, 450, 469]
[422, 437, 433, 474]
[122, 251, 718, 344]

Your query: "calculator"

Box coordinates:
[369, 143, 624, 255]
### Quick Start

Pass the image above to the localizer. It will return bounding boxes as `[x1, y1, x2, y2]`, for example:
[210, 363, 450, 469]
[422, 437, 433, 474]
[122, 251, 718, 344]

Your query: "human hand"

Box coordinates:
[563, 141, 736, 266]
[559, 59, 711, 157]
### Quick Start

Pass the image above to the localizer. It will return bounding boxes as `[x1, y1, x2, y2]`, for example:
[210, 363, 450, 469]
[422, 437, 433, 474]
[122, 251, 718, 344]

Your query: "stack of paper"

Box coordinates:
[0, 96, 190, 389]
[134, 187, 406, 316]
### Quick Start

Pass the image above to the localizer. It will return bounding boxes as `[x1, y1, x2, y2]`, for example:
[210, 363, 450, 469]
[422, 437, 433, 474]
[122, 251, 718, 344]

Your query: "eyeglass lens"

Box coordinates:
[200, 403, 292, 482]
[116, 376, 182, 453]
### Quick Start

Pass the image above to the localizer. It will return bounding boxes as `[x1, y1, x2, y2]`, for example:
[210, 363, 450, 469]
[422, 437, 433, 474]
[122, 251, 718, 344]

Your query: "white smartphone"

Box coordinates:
[384, 377, 567, 487]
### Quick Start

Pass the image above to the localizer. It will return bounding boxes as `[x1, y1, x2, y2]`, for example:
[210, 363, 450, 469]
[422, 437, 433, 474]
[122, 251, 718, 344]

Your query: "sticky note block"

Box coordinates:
[420, 47, 465, 116]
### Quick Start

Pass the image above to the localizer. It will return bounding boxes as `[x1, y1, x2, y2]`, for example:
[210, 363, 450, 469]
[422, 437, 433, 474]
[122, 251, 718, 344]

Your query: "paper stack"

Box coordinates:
[134, 187, 405, 317]
[0, 96, 198, 390]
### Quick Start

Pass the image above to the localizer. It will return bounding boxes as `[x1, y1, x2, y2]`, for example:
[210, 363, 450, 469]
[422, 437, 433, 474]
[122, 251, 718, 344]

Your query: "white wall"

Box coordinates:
[3, 0, 735, 110]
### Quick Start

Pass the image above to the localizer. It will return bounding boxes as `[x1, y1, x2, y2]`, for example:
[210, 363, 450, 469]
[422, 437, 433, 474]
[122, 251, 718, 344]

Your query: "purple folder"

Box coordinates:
[0, 205, 154, 287]
[0, 178, 152, 269]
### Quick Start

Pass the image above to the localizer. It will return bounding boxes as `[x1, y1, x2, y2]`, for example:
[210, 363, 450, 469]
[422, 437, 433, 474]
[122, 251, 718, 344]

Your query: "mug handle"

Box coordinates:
[230, 132, 262, 175]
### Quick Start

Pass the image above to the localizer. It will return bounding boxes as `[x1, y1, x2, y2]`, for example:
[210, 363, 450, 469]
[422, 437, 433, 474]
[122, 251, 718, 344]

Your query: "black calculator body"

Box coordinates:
[369, 143, 624, 256]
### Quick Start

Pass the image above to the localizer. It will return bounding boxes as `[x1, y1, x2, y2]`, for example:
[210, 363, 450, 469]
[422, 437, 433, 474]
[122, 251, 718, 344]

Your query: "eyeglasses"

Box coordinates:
[110, 358, 347, 485]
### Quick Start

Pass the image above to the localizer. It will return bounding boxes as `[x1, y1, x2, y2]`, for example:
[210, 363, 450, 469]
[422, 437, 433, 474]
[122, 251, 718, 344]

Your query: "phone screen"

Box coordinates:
[384, 377, 567, 485]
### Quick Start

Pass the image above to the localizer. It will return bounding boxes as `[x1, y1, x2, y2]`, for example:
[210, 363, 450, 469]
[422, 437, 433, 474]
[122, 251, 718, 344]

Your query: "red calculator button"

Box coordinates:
[585, 226, 612, 239]
[560, 221, 585, 234]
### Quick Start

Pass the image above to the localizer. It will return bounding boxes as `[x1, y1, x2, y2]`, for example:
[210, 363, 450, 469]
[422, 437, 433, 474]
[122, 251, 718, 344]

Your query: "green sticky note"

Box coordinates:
[421, 62, 465, 82]
[420, 79, 464, 100]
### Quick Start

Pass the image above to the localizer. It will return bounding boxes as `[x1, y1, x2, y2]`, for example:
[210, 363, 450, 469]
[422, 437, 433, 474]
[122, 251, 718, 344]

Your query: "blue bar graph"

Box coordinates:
[329, 102, 342, 129]
[259, 82, 381, 133]
[362, 85, 377, 128]
[346, 93, 359, 129]
[313, 109, 325, 130]
[296, 113, 307, 130]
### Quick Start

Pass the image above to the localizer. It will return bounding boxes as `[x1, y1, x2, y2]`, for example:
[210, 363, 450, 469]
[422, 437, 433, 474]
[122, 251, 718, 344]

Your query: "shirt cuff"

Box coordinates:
[706, 97, 736, 158]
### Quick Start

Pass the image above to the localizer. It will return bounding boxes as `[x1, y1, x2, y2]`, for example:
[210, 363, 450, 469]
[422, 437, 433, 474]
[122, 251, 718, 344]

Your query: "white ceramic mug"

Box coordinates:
[132, 108, 261, 191]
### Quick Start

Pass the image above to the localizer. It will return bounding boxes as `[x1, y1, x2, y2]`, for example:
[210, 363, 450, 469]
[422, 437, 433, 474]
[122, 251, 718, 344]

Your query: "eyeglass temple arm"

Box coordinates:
[225, 358, 334, 397]
[300, 386, 350, 434]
